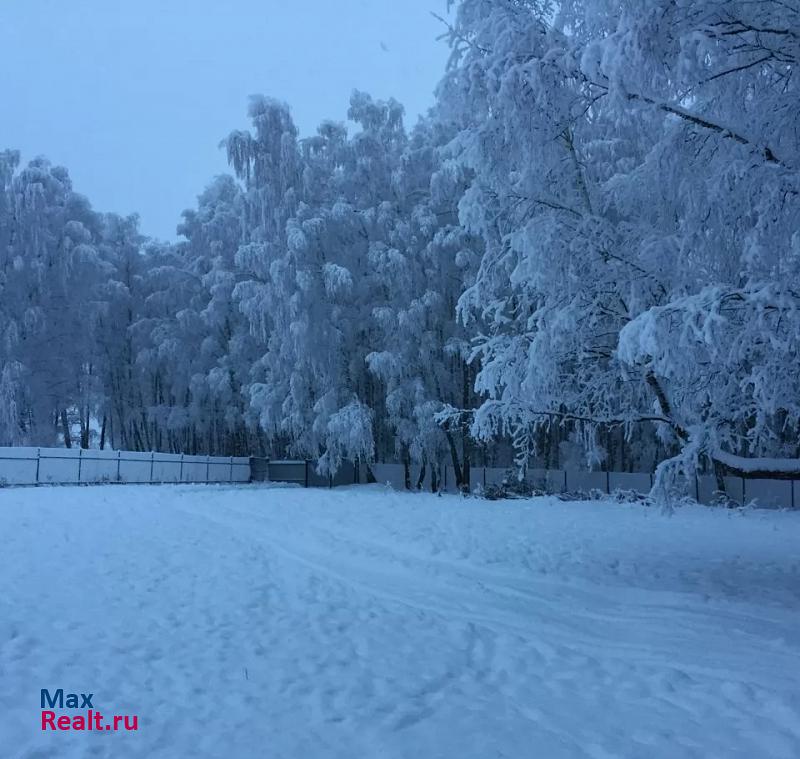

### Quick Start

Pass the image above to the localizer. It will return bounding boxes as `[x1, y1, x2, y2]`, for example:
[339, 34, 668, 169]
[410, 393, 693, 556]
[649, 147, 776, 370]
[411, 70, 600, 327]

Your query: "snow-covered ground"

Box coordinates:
[1, 484, 799, 759]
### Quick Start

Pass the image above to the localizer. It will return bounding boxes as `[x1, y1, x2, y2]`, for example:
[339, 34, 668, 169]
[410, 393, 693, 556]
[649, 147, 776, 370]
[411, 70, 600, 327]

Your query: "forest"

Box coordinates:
[1, 0, 798, 496]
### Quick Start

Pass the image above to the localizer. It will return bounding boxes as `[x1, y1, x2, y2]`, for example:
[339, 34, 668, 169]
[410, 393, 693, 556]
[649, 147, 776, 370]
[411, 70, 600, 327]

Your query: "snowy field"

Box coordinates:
[2, 484, 799, 759]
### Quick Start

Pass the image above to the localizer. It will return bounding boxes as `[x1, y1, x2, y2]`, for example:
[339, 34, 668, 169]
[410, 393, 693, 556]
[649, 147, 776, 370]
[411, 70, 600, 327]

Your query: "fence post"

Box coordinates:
[742, 476, 746, 504]
[605, 470, 610, 494]
[206, 455, 211, 483]
[304, 460, 309, 488]
[35, 448, 40, 485]
[179, 454, 184, 482]
[77, 448, 83, 484]
[150, 452, 155, 483]
[230, 456, 234, 483]
[563, 470, 567, 493]
[695, 474, 700, 502]
[116, 450, 121, 482]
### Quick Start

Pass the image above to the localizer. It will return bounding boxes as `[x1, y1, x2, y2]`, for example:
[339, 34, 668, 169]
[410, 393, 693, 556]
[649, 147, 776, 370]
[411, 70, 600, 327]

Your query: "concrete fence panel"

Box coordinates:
[697, 475, 720, 505]
[249, 457, 268, 482]
[567, 470, 607, 495]
[545, 470, 568, 494]
[79, 449, 120, 483]
[207, 459, 232, 483]
[306, 464, 330, 488]
[38, 448, 82, 484]
[118, 451, 153, 484]
[331, 461, 356, 487]
[608, 472, 652, 495]
[152, 453, 183, 483]
[525, 468, 548, 490]
[371, 463, 406, 490]
[723, 477, 745, 504]
[743, 479, 793, 509]
[485, 467, 510, 487]
[178, 455, 205, 483]
[0, 448, 39, 485]
[267, 460, 305, 484]
[231, 458, 250, 483]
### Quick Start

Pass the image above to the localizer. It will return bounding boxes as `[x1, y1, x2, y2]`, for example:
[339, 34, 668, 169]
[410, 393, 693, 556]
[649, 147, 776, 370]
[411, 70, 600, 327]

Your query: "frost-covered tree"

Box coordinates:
[602, 1, 800, 488]
[0, 150, 23, 446]
[440, 0, 800, 494]
[227, 95, 402, 473]
[0, 154, 108, 446]
[365, 116, 484, 489]
[95, 177, 262, 456]
[226, 93, 485, 483]
[170, 174, 262, 454]
[93, 212, 147, 450]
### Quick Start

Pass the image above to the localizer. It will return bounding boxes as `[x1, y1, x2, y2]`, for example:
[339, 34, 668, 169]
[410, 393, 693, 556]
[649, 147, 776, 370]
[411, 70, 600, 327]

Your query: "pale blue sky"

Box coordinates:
[1, 0, 451, 239]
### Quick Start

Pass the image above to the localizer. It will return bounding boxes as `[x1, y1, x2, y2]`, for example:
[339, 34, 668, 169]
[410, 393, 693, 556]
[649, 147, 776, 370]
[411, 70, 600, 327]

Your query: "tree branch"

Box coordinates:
[589, 81, 783, 166]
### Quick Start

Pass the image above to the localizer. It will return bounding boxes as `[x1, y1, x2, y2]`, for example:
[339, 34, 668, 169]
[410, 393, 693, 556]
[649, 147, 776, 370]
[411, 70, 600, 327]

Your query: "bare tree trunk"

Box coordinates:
[79, 404, 90, 449]
[445, 430, 465, 490]
[416, 455, 427, 490]
[132, 424, 145, 451]
[99, 415, 107, 450]
[460, 362, 472, 492]
[60, 410, 72, 448]
[713, 458, 728, 499]
[552, 422, 561, 468]
[139, 405, 151, 451]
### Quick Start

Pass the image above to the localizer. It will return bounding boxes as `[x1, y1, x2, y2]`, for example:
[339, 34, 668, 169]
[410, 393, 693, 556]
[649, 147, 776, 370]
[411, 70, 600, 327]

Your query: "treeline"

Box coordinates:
[2, 1, 799, 495]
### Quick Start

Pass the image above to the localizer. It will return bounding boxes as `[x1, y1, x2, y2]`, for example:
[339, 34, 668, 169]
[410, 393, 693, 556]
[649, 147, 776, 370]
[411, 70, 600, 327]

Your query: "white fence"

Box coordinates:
[0, 447, 250, 486]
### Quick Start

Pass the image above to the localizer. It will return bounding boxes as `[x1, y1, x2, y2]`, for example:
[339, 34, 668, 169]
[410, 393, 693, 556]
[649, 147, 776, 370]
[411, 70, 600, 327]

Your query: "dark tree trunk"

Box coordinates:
[461, 364, 472, 491]
[445, 430, 464, 490]
[416, 456, 427, 490]
[80, 405, 90, 449]
[713, 457, 728, 498]
[60, 410, 72, 448]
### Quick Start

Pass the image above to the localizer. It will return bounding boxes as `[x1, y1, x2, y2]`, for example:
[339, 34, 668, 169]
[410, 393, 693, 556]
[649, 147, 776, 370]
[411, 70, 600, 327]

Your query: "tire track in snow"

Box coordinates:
[180, 496, 800, 692]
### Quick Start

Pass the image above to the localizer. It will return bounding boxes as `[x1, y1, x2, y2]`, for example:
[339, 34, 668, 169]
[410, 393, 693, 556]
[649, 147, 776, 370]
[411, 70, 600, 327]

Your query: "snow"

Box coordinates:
[2, 484, 800, 758]
[714, 450, 800, 475]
